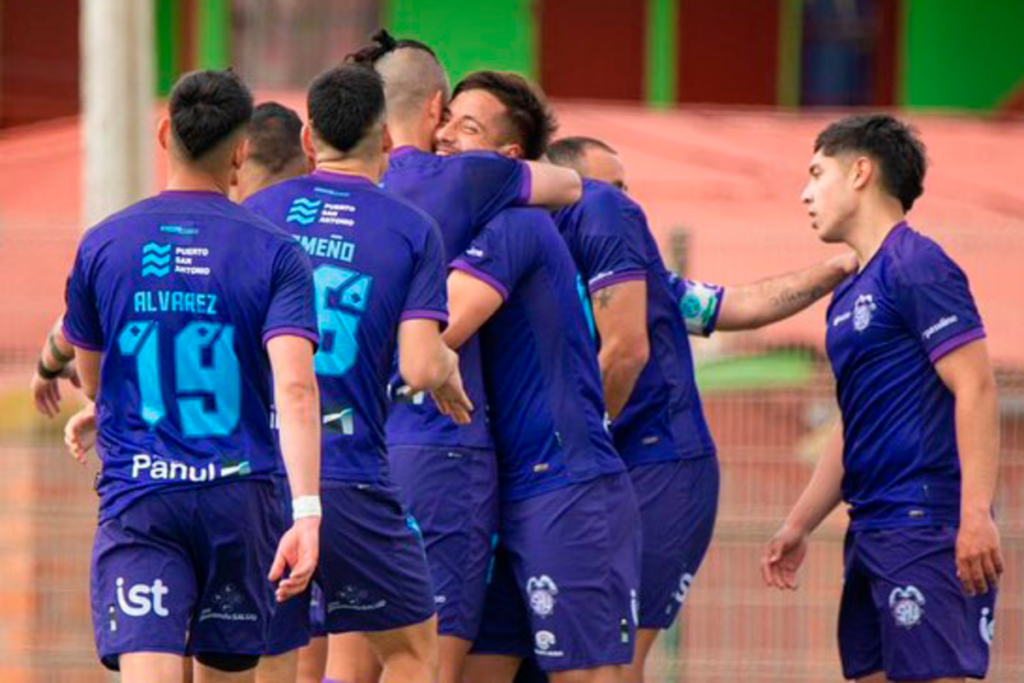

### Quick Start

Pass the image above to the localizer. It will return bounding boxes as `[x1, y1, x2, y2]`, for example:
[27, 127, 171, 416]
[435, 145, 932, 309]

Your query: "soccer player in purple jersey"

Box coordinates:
[441, 77, 859, 683]
[61, 70, 322, 683]
[327, 31, 583, 683]
[762, 115, 1003, 682]
[244, 64, 473, 683]
[230, 101, 312, 204]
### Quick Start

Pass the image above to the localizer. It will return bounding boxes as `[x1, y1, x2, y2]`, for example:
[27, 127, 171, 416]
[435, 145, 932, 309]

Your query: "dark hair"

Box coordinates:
[815, 114, 927, 212]
[247, 102, 304, 174]
[169, 70, 254, 160]
[347, 29, 438, 66]
[307, 65, 385, 154]
[547, 136, 617, 168]
[453, 71, 557, 160]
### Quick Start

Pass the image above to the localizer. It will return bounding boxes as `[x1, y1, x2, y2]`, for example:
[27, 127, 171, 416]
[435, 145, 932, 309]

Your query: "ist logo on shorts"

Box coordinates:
[889, 585, 926, 628]
[115, 577, 170, 618]
[526, 575, 559, 618]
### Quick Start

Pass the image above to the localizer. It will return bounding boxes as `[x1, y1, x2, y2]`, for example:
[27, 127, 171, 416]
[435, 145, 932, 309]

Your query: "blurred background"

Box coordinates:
[0, 1, 1022, 681]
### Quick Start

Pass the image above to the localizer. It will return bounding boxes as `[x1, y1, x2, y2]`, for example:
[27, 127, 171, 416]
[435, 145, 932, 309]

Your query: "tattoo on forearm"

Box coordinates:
[769, 286, 824, 309]
[596, 288, 615, 310]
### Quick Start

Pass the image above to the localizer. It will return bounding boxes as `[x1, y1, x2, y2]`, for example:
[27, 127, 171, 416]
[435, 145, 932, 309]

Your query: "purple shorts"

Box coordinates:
[316, 480, 436, 634]
[839, 525, 996, 680]
[630, 456, 719, 629]
[91, 480, 278, 669]
[390, 445, 499, 640]
[472, 473, 642, 672]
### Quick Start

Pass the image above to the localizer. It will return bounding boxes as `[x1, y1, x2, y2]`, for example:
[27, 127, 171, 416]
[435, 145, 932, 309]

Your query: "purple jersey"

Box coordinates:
[452, 207, 624, 501]
[63, 191, 318, 522]
[245, 171, 448, 483]
[826, 223, 984, 530]
[382, 147, 531, 450]
[554, 185, 717, 466]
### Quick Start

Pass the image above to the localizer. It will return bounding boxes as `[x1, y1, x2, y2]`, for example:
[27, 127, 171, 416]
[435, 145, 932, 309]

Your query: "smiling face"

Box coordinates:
[800, 149, 862, 244]
[434, 89, 521, 158]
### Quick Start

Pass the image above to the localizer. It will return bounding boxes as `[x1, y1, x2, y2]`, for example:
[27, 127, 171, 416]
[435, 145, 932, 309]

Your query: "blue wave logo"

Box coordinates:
[286, 197, 322, 225]
[141, 242, 172, 278]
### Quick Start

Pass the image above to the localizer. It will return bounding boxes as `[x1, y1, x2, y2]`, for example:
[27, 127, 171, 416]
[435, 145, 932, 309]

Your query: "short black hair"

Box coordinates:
[307, 64, 385, 154]
[547, 136, 617, 168]
[347, 28, 438, 66]
[247, 102, 304, 174]
[169, 70, 254, 160]
[815, 114, 927, 212]
[453, 71, 557, 160]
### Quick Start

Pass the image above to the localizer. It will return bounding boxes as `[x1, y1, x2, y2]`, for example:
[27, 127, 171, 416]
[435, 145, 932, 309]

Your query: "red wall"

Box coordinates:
[1, 0, 80, 128]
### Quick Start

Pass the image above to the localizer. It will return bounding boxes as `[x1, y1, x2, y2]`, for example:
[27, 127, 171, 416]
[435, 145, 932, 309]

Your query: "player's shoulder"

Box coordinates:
[885, 222, 963, 285]
[374, 183, 442, 237]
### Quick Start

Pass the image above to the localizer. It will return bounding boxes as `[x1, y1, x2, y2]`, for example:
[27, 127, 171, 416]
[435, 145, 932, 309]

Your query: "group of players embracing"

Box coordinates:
[33, 28, 1002, 683]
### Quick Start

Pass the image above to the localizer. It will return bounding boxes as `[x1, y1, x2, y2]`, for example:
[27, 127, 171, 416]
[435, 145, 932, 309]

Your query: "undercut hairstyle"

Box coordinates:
[453, 71, 558, 160]
[307, 64, 386, 154]
[246, 102, 305, 174]
[169, 70, 254, 161]
[547, 136, 617, 170]
[348, 30, 449, 120]
[815, 114, 927, 212]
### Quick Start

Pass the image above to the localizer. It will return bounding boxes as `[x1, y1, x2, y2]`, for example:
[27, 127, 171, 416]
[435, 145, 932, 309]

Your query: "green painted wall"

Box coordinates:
[385, 0, 536, 84]
[902, 0, 1024, 110]
[196, 0, 231, 70]
[645, 0, 677, 107]
[155, 0, 180, 97]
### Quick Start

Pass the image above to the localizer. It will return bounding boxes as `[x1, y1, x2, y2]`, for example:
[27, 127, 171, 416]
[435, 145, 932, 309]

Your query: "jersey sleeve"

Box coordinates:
[578, 190, 648, 293]
[893, 245, 985, 364]
[263, 240, 320, 348]
[62, 242, 104, 350]
[668, 273, 725, 337]
[450, 212, 532, 301]
[401, 220, 449, 327]
[455, 153, 531, 228]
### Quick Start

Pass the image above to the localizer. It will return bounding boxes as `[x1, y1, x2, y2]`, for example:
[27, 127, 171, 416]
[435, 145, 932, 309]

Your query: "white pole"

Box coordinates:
[81, 0, 154, 228]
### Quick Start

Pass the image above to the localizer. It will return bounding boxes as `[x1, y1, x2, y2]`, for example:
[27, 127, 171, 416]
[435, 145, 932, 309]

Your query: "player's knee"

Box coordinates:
[195, 651, 262, 672]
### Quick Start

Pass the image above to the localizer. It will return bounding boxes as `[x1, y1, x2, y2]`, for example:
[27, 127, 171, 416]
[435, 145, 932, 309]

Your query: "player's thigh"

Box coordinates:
[862, 527, 994, 682]
[326, 632, 381, 683]
[504, 473, 640, 673]
[295, 637, 327, 683]
[548, 666, 622, 683]
[317, 480, 436, 634]
[464, 654, 522, 683]
[254, 650, 297, 683]
[364, 614, 439, 666]
[190, 481, 280, 659]
[91, 497, 198, 669]
[629, 457, 718, 630]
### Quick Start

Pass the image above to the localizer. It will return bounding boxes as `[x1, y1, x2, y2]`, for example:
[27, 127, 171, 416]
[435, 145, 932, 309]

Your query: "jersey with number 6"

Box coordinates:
[245, 170, 449, 484]
[63, 190, 319, 523]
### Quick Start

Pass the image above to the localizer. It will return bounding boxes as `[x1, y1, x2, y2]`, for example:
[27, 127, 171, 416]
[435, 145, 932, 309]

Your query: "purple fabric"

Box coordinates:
[517, 163, 533, 204]
[928, 327, 986, 364]
[262, 326, 320, 349]
[399, 309, 449, 324]
[62, 321, 103, 351]
[588, 269, 647, 293]
[450, 258, 510, 300]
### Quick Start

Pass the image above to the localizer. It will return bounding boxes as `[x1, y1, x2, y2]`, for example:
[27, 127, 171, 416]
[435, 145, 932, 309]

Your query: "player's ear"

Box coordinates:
[499, 142, 524, 160]
[427, 90, 445, 129]
[157, 117, 171, 151]
[381, 123, 394, 154]
[231, 135, 249, 171]
[301, 124, 316, 161]
[850, 155, 873, 191]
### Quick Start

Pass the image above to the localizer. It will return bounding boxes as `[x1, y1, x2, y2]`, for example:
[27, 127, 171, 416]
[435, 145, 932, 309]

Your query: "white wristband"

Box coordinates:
[292, 495, 322, 521]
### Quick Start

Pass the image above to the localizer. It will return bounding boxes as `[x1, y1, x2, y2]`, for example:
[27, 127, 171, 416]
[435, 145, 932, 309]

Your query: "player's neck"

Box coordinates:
[165, 167, 230, 195]
[315, 159, 382, 184]
[387, 119, 434, 152]
[845, 204, 906, 266]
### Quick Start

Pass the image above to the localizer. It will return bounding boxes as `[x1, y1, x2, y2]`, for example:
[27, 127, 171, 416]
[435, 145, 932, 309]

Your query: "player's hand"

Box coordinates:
[31, 362, 80, 418]
[64, 402, 97, 465]
[829, 251, 860, 276]
[269, 516, 320, 602]
[956, 511, 1003, 596]
[431, 355, 474, 426]
[761, 523, 808, 590]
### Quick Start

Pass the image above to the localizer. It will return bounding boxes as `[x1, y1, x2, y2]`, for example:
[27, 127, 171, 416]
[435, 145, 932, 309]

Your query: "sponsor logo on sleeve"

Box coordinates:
[922, 315, 959, 341]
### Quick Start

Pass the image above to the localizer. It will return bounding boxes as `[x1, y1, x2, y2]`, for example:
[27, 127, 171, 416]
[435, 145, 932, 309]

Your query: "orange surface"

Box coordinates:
[2, 98, 1022, 365]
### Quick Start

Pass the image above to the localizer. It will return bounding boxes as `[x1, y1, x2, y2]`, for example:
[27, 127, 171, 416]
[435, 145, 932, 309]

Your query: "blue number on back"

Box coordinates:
[175, 322, 240, 437]
[118, 320, 240, 438]
[313, 265, 373, 377]
[118, 321, 166, 428]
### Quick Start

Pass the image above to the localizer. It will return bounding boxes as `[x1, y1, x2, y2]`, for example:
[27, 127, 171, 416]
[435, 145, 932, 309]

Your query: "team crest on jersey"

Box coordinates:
[979, 607, 995, 646]
[526, 575, 559, 618]
[889, 585, 926, 628]
[853, 294, 877, 332]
